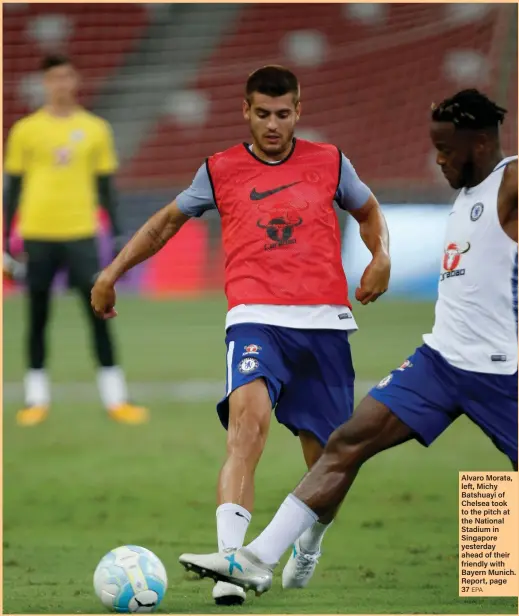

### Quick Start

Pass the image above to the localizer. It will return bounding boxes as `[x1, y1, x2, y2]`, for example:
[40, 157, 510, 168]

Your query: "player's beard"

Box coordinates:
[258, 131, 294, 158]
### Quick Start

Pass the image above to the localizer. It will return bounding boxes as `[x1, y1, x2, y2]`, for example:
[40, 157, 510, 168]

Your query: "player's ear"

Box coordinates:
[295, 101, 301, 122]
[476, 131, 490, 152]
[243, 99, 251, 121]
[470, 132, 486, 163]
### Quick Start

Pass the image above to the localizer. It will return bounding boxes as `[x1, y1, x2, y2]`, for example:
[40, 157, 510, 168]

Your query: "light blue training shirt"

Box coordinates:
[176, 148, 371, 218]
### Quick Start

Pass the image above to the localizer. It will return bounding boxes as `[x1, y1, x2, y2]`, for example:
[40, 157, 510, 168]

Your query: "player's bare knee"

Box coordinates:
[227, 379, 271, 456]
[325, 424, 371, 467]
[227, 411, 269, 454]
[325, 397, 402, 466]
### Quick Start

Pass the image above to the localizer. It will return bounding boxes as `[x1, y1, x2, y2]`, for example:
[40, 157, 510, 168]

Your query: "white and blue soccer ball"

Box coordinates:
[93, 545, 168, 613]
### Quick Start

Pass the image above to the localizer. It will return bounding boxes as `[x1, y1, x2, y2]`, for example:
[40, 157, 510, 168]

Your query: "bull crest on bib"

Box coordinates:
[256, 206, 303, 250]
[443, 242, 471, 272]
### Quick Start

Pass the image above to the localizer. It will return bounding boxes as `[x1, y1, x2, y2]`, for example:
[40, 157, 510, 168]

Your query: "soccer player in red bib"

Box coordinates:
[177, 90, 517, 598]
[91, 66, 390, 605]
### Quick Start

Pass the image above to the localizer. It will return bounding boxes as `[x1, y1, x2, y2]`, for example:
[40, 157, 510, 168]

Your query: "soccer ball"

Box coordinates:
[93, 545, 168, 612]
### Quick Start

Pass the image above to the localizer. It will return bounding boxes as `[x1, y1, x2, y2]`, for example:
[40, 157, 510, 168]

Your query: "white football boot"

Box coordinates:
[179, 547, 274, 595]
[212, 581, 246, 606]
[282, 538, 321, 589]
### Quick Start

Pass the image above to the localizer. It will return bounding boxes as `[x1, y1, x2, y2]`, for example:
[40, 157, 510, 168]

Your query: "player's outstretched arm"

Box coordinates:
[349, 194, 391, 305]
[335, 154, 390, 304]
[91, 200, 189, 319]
[102, 199, 189, 282]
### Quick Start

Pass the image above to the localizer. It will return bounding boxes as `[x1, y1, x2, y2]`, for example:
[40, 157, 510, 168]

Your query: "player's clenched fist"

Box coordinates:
[91, 271, 118, 320]
[355, 253, 390, 305]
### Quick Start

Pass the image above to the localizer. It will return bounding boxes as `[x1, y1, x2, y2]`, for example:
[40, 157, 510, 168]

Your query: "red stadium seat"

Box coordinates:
[123, 3, 512, 190]
[3, 3, 148, 134]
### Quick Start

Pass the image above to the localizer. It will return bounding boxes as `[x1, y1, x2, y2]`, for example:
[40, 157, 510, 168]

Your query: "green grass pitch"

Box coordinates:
[3, 294, 517, 613]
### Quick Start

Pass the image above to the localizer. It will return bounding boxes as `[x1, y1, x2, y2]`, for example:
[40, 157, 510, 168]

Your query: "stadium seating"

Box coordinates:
[3, 3, 148, 134]
[3, 3, 516, 190]
[122, 3, 510, 188]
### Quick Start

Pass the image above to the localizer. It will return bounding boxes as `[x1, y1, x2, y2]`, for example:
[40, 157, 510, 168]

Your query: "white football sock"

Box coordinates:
[216, 503, 251, 552]
[298, 520, 333, 554]
[246, 494, 318, 566]
[97, 366, 128, 409]
[24, 369, 50, 406]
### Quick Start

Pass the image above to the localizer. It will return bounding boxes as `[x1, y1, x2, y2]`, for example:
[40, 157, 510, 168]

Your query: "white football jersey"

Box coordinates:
[423, 155, 518, 374]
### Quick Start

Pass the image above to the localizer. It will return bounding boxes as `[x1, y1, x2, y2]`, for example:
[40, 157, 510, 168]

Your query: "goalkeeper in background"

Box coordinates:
[3, 54, 148, 426]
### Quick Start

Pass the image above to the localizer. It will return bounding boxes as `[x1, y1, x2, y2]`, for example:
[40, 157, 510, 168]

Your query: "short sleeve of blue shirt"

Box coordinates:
[335, 153, 371, 212]
[176, 163, 217, 218]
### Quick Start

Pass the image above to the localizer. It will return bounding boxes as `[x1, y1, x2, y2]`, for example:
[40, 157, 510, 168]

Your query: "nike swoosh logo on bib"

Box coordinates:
[250, 181, 302, 201]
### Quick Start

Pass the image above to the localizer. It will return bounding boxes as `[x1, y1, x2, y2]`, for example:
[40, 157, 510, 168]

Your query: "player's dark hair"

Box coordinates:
[431, 89, 507, 131]
[245, 65, 300, 103]
[40, 54, 72, 72]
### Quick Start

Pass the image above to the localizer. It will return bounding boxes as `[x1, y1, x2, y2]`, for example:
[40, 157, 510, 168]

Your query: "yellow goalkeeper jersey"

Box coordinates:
[4, 107, 118, 240]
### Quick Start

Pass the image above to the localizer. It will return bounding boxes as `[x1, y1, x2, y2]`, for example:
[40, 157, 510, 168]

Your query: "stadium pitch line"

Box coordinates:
[3, 379, 375, 403]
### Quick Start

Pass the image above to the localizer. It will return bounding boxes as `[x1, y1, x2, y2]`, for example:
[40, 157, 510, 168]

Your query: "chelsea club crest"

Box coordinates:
[238, 357, 259, 374]
[470, 202, 484, 221]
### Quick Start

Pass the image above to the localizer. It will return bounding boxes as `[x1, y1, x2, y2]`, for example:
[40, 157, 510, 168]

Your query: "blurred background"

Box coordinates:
[3, 2, 517, 299]
[3, 4, 518, 614]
